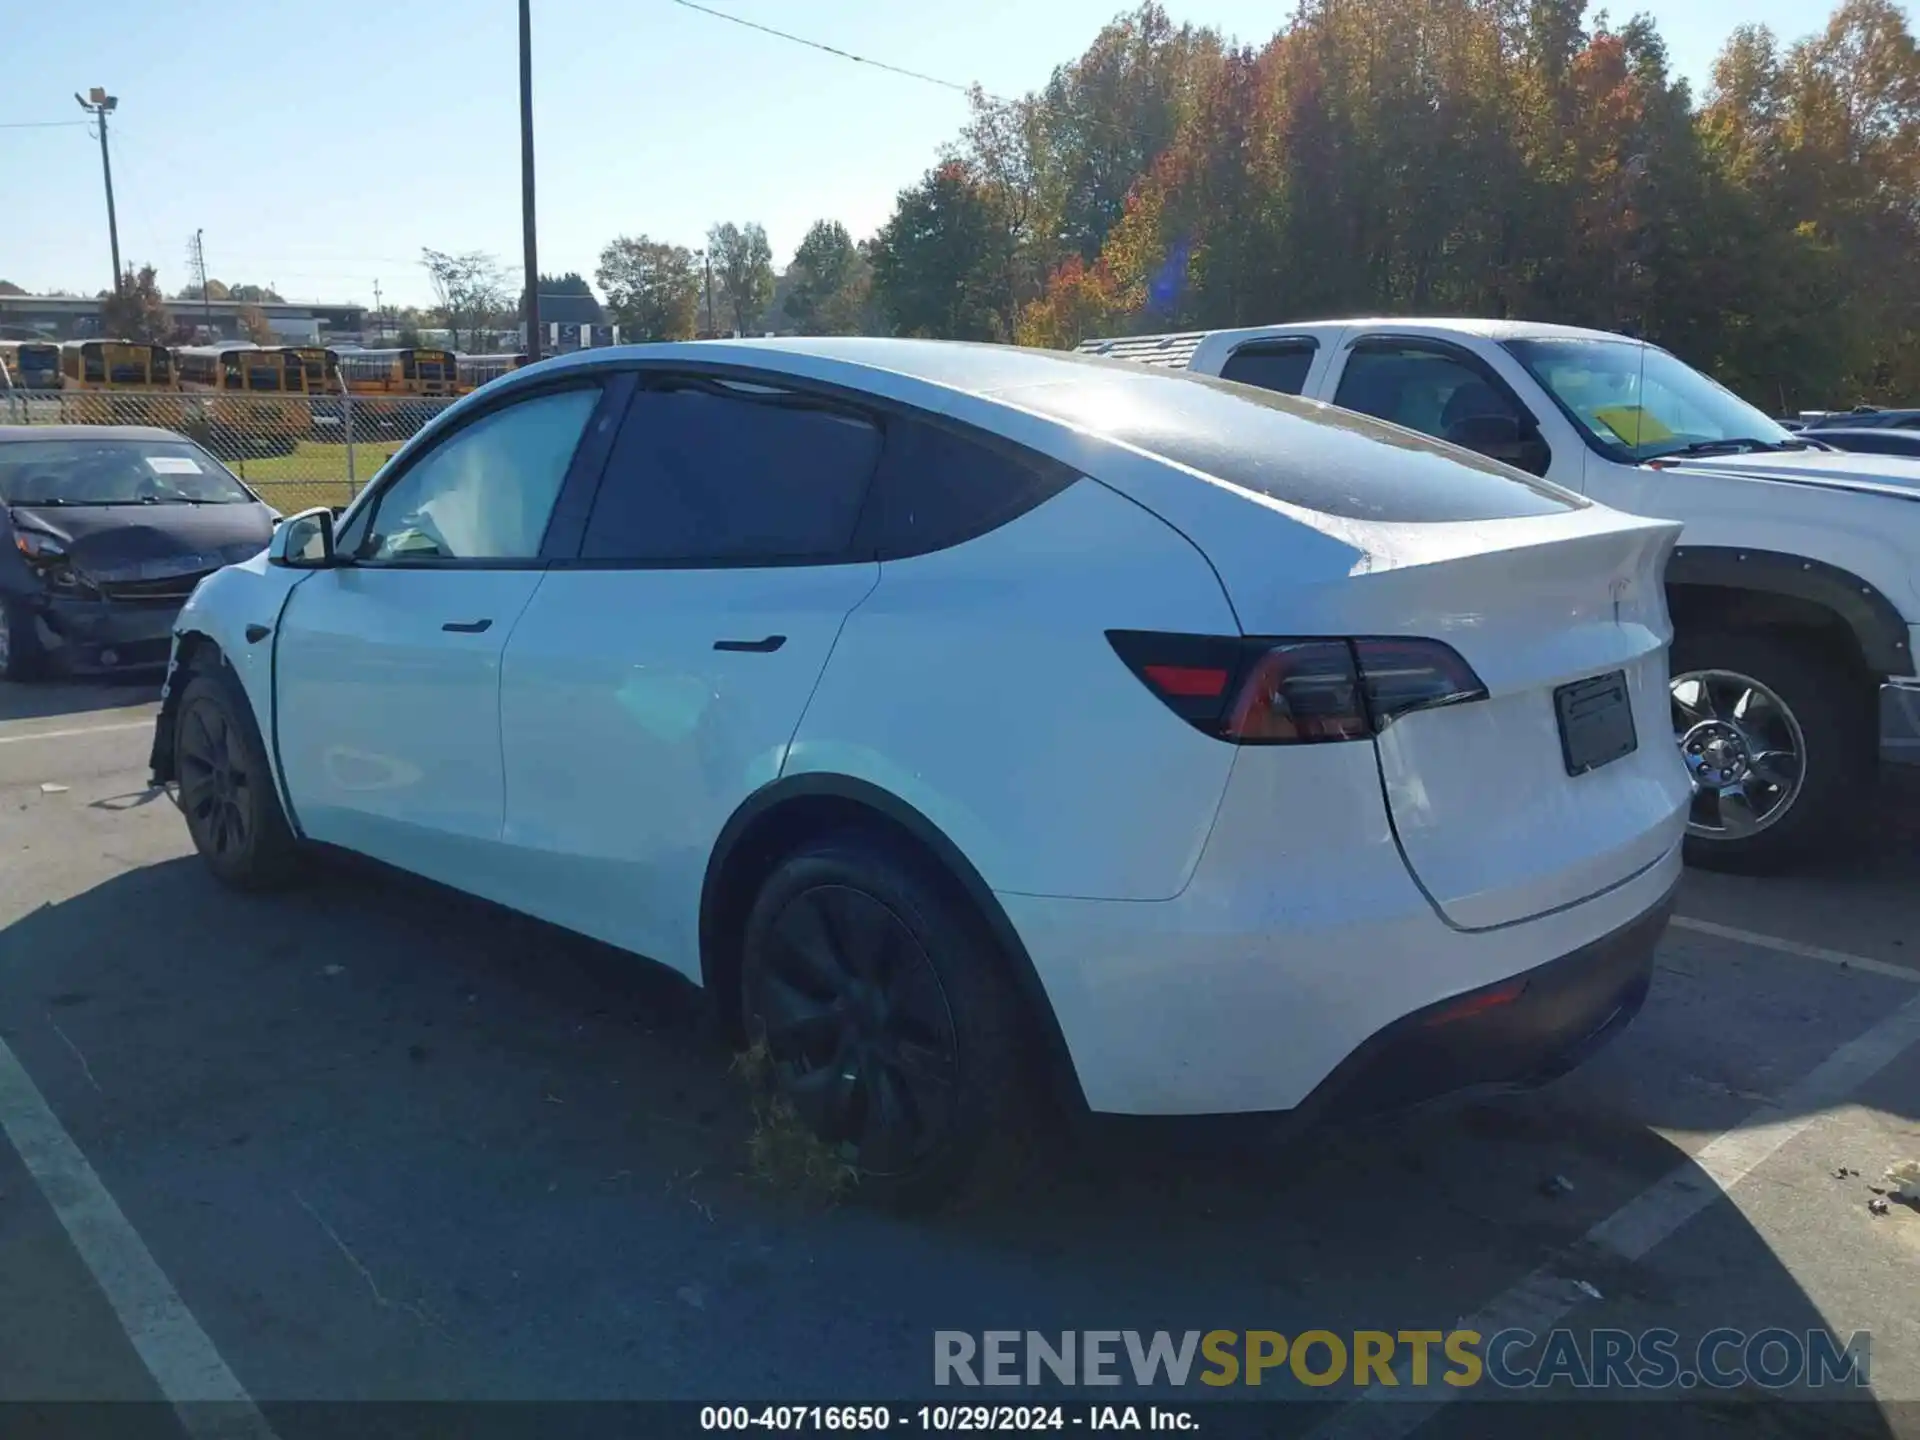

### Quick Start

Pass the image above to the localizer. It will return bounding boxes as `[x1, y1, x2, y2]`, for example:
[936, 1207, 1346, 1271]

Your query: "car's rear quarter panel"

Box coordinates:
[785, 475, 1240, 902]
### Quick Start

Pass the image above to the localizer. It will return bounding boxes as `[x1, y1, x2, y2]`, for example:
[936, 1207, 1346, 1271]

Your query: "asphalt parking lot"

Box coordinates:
[1, 675, 1917, 1438]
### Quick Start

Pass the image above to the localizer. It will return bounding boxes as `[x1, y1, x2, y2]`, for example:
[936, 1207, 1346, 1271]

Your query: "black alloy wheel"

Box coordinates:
[739, 835, 1035, 1210]
[177, 692, 255, 864]
[171, 660, 301, 889]
[745, 882, 961, 1178]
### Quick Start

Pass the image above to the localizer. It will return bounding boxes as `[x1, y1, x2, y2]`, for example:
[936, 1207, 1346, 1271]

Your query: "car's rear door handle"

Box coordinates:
[713, 635, 786, 653]
[442, 618, 493, 634]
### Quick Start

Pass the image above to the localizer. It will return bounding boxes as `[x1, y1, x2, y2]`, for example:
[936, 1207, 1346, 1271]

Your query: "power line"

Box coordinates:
[0, 119, 90, 129]
[665, 0, 975, 95]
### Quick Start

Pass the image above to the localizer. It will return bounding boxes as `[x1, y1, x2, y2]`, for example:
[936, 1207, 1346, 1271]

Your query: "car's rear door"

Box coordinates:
[494, 372, 883, 981]
[272, 378, 616, 890]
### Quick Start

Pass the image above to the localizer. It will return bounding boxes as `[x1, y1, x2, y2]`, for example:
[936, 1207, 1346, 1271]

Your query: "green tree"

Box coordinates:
[100, 265, 172, 343]
[869, 161, 1011, 340]
[706, 221, 775, 334]
[783, 220, 872, 334]
[520, 270, 598, 313]
[595, 236, 700, 340]
[226, 283, 284, 303]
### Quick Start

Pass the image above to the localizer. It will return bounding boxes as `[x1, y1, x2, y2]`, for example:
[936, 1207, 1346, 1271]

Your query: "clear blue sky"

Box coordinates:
[2, 0, 1861, 308]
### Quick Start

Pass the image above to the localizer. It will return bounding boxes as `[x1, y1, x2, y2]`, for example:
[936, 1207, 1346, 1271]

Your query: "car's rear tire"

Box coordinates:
[0, 597, 47, 682]
[738, 833, 1035, 1212]
[173, 656, 302, 890]
[1669, 629, 1869, 874]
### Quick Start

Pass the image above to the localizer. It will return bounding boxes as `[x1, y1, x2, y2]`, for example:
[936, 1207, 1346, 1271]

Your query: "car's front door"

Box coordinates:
[273, 381, 611, 889]
[494, 374, 883, 980]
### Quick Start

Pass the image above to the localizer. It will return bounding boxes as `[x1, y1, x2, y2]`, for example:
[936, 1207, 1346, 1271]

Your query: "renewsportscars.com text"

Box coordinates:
[933, 1328, 1870, 1391]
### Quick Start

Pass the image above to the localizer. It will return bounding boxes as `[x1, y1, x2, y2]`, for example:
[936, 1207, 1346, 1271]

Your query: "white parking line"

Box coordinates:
[1305, 986, 1920, 1437]
[1671, 914, 1920, 985]
[0, 719, 154, 746]
[0, 1035, 277, 1439]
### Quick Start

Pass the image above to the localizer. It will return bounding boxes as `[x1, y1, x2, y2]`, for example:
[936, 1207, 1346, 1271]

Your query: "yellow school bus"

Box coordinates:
[336, 347, 456, 435]
[175, 344, 305, 455]
[456, 352, 528, 394]
[0, 340, 62, 391]
[282, 346, 341, 396]
[58, 340, 184, 426]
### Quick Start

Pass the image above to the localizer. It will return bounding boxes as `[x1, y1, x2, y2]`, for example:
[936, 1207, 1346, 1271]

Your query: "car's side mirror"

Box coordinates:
[1443, 414, 1551, 477]
[268, 507, 337, 568]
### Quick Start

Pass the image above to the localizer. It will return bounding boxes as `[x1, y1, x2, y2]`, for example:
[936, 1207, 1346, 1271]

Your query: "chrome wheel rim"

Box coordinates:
[1670, 668, 1806, 841]
[745, 883, 959, 1178]
[0, 614, 11, 674]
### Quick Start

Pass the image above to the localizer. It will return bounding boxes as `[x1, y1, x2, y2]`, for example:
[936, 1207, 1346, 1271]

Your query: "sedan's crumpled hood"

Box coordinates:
[1656, 448, 1920, 502]
[9, 502, 275, 584]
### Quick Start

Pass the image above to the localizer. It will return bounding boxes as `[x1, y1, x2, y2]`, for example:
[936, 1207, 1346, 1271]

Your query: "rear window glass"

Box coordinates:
[1003, 372, 1586, 522]
[1218, 342, 1316, 396]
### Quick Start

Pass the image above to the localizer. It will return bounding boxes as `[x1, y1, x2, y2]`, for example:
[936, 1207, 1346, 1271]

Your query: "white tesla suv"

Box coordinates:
[150, 338, 1689, 1208]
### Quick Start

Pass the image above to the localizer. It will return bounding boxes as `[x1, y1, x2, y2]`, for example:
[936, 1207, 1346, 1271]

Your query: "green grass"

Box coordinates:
[226, 440, 406, 511]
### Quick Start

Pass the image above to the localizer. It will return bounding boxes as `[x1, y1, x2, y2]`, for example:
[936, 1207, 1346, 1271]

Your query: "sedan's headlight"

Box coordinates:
[13, 530, 66, 561]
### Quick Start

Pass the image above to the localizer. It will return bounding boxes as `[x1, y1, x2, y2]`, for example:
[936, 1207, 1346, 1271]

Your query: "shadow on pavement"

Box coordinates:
[0, 851, 1903, 1425]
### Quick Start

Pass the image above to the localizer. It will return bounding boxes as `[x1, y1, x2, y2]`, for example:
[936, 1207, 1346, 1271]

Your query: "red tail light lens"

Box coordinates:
[1108, 631, 1485, 744]
[1352, 638, 1488, 728]
[1223, 642, 1369, 742]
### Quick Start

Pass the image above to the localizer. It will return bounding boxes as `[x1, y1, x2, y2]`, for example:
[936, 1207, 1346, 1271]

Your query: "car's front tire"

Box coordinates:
[1669, 629, 1869, 874]
[0, 596, 46, 682]
[173, 656, 302, 889]
[739, 834, 1034, 1212]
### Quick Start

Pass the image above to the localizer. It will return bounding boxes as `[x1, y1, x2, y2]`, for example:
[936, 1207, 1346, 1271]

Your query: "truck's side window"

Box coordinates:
[1219, 341, 1316, 396]
[1334, 341, 1551, 476]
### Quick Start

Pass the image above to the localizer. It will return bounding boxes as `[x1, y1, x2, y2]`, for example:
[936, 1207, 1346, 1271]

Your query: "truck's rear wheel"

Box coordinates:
[1669, 630, 1868, 874]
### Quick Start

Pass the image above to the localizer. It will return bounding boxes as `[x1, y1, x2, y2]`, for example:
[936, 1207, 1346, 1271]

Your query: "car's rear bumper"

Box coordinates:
[1882, 678, 1920, 767]
[1290, 884, 1673, 1124]
[999, 801, 1684, 1119]
[26, 592, 180, 673]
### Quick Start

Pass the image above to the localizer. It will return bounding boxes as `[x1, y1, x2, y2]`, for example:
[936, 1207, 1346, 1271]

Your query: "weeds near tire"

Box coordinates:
[732, 1039, 857, 1203]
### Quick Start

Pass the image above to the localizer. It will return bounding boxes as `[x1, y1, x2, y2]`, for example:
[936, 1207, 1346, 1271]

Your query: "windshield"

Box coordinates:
[1503, 338, 1793, 461]
[0, 439, 257, 506]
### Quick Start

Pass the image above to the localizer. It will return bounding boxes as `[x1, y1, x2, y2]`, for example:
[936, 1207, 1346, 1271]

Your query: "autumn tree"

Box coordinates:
[0, 280, 26, 297]
[237, 305, 276, 344]
[420, 249, 509, 351]
[100, 265, 172, 343]
[595, 236, 700, 340]
[706, 221, 775, 335]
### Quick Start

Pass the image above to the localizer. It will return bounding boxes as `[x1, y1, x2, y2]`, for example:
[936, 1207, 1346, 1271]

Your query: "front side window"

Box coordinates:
[1504, 337, 1793, 462]
[1219, 341, 1316, 397]
[581, 381, 881, 564]
[359, 386, 600, 561]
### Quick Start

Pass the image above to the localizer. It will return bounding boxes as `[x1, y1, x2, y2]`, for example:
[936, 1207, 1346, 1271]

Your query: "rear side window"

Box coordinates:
[582, 382, 881, 563]
[870, 418, 1080, 560]
[1009, 373, 1584, 522]
[1218, 341, 1316, 396]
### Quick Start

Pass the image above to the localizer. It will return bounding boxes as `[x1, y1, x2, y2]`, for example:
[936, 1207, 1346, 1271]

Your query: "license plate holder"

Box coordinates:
[1555, 670, 1637, 776]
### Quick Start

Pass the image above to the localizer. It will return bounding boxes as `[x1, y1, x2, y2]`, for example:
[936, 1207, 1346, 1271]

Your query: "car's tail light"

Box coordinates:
[1351, 637, 1488, 727]
[1108, 631, 1486, 744]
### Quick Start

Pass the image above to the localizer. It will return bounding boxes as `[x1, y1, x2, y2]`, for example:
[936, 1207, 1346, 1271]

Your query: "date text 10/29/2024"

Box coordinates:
[700, 1407, 1192, 1432]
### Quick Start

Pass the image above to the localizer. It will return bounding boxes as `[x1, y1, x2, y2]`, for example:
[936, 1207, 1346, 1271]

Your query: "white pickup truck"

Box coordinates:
[1079, 318, 1920, 872]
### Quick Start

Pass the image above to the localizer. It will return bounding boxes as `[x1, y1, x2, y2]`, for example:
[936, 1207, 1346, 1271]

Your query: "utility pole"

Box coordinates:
[518, 0, 541, 362]
[75, 88, 123, 295]
[372, 279, 383, 342]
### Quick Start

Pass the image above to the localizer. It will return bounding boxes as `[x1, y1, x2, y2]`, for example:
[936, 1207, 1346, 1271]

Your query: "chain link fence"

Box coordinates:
[0, 390, 457, 513]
